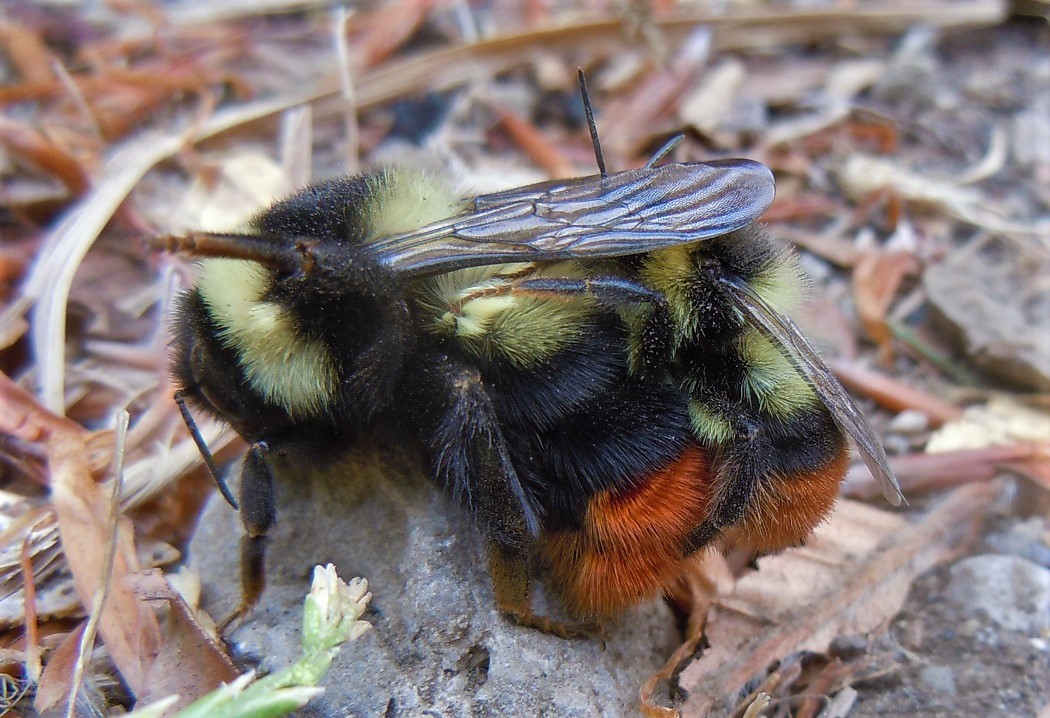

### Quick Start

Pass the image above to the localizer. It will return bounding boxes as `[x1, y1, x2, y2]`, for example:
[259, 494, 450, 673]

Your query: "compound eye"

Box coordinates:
[200, 382, 242, 422]
[188, 343, 209, 387]
[190, 345, 244, 420]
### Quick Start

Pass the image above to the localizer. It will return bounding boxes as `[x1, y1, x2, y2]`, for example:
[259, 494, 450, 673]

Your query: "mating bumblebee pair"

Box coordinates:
[159, 72, 902, 637]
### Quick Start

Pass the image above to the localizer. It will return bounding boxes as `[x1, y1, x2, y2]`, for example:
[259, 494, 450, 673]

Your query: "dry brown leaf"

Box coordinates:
[349, 0, 437, 68]
[0, 510, 61, 599]
[775, 227, 860, 269]
[843, 442, 1047, 501]
[0, 571, 83, 627]
[32, 622, 87, 713]
[0, 373, 86, 448]
[679, 59, 746, 139]
[600, 27, 712, 159]
[130, 570, 239, 712]
[838, 153, 1050, 239]
[851, 250, 920, 366]
[676, 482, 1005, 717]
[48, 432, 161, 698]
[762, 195, 842, 224]
[494, 108, 576, 179]
[0, 117, 91, 198]
[0, 374, 116, 490]
[0, 23, 58, 86]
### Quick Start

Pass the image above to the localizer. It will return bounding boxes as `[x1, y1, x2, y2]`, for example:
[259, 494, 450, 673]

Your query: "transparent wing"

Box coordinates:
[723, 276, 905, 506]
[371, 159, 774, 276]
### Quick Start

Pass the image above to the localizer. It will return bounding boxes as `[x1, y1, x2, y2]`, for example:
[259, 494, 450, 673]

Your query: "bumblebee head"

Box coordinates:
[180, 169, 466, 424]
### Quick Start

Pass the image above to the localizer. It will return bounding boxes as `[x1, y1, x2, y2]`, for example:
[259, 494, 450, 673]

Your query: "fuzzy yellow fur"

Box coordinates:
[365, 169, 465, 241]
[640, 240, 820, 420]
[420, 262, 593, 368]
[197, 258, 337, 418]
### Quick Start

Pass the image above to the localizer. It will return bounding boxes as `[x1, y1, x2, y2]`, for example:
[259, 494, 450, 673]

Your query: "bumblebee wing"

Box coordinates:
[723, 277, 905, 506]
[371, 159, 774, 276]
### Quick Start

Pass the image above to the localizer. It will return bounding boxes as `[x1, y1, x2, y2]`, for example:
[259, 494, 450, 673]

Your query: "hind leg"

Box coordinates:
[417, 362, 599, 639]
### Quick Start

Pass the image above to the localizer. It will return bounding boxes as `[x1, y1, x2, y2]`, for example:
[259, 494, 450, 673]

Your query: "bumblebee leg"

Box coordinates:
[682, 407, 845, 557]
[238, 441, 277, 613]
[456, 275, 667, 311]
[488, 541, 600, 641]
[682, 415, 763, 556]
[682, 521, 722, 556]
[419, 362, 598, 639]
[513, 276, 666, 307]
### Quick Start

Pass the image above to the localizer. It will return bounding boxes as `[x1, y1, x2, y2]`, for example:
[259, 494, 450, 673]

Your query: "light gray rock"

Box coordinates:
[189, 450, 680, 717]
[985, 517, 1050, 569]
[918, 665, 958, 695]
[943, 554, 1050, 635]
[886, 409, 930, 436]
[924, 239, 1050, 391]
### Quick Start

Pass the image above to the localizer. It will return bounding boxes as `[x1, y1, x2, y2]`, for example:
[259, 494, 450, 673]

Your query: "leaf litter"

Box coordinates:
[0, 0, 1047, 716]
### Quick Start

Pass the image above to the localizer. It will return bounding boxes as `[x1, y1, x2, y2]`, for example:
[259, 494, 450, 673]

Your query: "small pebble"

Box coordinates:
[985, 518, 1050, 569]
[957, 618, 981, 639]
[919, 664, 958, 695]
[888, 409, 930, 436]
[881, 434, 911, 456]
[895, 619, 925, 650]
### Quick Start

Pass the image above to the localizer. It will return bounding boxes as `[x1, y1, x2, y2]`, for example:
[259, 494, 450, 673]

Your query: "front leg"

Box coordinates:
[238, 441, 278, 614]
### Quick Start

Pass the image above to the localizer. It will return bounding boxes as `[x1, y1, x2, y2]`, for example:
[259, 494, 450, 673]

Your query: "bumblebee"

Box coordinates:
[159, 75, 902, 636]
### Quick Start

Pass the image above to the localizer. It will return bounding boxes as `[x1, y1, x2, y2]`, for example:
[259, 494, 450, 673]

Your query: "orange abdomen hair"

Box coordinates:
[539, 440, 850, 618]
[725, 443, 849, 552]
[539, 444, 713, 618]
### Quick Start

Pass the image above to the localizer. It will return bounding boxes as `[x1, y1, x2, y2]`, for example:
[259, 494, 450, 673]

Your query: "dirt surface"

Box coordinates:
[851, 517, 1050, 717]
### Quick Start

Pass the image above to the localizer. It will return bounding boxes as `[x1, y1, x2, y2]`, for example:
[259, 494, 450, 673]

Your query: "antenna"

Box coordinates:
[577, 68, 607, 180]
